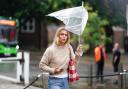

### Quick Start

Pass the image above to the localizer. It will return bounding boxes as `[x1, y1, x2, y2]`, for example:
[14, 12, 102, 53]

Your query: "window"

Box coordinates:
[21, 18, 35, 33]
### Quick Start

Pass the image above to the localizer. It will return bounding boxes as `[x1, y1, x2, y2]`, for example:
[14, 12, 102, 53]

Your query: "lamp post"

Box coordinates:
[126, 4, 128, 36]
[124, 4, 128, 53]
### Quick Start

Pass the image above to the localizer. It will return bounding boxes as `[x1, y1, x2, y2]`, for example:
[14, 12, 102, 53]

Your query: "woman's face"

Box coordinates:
[59, 30, 68, 45]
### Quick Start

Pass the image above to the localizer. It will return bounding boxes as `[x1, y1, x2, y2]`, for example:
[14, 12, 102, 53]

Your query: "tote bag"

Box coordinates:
[68, 48, 79, 83]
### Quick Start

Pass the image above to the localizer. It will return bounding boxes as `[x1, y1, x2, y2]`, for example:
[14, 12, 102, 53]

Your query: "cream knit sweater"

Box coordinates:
[39, 43, 75, 77]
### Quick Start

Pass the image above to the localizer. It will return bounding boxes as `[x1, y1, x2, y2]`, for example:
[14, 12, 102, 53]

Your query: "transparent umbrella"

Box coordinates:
[47, 6, 88, 36]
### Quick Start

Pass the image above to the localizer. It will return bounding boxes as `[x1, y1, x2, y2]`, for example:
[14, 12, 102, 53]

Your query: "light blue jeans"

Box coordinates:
[48, 77, 69, 89]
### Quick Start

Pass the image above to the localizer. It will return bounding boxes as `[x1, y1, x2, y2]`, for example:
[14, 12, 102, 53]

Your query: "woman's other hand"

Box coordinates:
[76, 44, 83, 56]
[54, 67, 63, 74]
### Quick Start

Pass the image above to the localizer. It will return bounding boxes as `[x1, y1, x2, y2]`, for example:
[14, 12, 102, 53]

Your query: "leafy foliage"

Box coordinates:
[88, 0, 127, 28]
[0, 0, 79, 18]
[0, 0, 112, 51]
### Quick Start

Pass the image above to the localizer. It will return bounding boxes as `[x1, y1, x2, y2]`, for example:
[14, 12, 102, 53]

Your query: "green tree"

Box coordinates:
[0, 0, 79, 18]
[0, 0, 112, 50]
[88, 0, 127, 28]
[0, 0, 78, 49]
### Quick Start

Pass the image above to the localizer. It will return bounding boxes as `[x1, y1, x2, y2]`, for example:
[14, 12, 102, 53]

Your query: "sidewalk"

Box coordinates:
[0, 51, 42, 89]
[0, 79, 42, 89]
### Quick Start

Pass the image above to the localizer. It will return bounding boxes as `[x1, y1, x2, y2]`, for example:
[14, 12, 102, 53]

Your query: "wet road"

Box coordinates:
[0, 51, 128, 89]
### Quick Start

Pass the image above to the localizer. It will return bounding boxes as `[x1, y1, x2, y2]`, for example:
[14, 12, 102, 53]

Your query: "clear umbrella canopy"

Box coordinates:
[47, 6, 88, 35]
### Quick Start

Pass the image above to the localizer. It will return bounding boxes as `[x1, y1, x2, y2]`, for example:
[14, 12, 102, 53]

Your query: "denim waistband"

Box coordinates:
[49, 76, 68, 80]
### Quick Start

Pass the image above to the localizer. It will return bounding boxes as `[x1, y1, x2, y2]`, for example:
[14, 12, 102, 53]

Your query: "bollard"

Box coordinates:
[89, 63, 93, 87]
[42, 72, 49, 89]
[123, 69, 126, 89]
[118, 63, 123, 89]
[23, 51, 30, 85]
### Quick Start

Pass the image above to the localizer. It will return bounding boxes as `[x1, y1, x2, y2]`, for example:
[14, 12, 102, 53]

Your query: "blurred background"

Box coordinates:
[0, 0, 128, 54]
[0, 0, 128, 89]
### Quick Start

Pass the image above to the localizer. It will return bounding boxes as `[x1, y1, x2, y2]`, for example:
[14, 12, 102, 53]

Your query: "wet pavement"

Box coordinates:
[0, 51, 42, 89]
[0, 51, 128, 89]
[0, 79, 42, 89]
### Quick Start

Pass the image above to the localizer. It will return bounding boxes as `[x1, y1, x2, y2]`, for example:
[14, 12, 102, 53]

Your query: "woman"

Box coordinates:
[112, 43, 121, 72]
[39, 27, 82, 89]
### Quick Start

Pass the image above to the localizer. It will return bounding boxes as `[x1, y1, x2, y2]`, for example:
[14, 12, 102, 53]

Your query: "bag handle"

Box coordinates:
[68, 46, 77, 66]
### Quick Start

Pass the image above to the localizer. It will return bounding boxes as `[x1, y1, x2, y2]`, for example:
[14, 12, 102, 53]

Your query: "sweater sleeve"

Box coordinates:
[39, 47, 55, 74]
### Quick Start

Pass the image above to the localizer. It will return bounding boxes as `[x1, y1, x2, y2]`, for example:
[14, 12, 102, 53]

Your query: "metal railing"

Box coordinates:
[23, 64, 128, 89]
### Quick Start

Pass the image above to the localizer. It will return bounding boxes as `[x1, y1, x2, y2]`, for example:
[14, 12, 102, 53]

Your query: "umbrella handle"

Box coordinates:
[77, 37, 83, 56]
[79, 35, 81, 44]
[79, 35, 83, 44]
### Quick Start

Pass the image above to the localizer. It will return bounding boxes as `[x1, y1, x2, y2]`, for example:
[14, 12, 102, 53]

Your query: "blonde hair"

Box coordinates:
[53, 27, 70, 45]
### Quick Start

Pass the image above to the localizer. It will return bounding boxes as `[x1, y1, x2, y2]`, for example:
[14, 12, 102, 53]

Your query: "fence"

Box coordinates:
[23, 63, 128, 89]
[80, 63, 128, 89]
